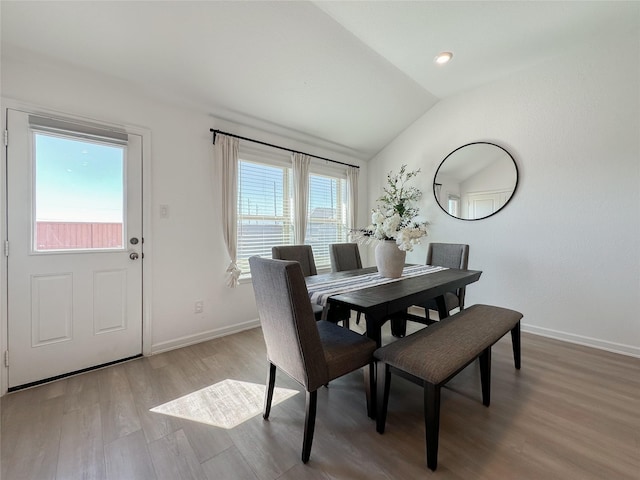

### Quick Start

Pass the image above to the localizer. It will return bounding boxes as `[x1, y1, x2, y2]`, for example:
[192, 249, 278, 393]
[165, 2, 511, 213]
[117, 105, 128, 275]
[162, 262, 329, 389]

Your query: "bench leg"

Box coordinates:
[376, 362, 391, 433]
[479, 347, 491, 407]
[424, 382, 441, 471]
[511, 321, 521, 369]
[302, 390, 317, 463]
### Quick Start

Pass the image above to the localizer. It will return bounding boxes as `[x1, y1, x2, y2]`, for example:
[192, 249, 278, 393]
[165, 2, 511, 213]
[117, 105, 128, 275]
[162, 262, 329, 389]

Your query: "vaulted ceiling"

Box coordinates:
[2, 1, 638, 160]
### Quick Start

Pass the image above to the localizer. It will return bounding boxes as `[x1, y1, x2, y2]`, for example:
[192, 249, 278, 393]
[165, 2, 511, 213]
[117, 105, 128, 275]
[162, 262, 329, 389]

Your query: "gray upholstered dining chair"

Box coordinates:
[329, 242, 362, 273]
[329, 242, 363, 325]
[272, 245, 350, 328]
[272, 245, 317, 276]
[396, 243, 470, 336]
[418, 243, 470, 320]
[422, 243, 470, 317]
[249, 256, 376, 463]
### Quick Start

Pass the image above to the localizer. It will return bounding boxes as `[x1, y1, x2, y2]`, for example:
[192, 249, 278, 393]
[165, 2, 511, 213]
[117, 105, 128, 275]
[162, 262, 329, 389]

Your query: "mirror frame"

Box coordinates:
[433, 141, 518, 221]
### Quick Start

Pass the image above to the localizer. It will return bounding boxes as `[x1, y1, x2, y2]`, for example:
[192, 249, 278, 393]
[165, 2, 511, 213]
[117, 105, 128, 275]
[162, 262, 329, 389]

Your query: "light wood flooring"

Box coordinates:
[2, 319, 639, 480]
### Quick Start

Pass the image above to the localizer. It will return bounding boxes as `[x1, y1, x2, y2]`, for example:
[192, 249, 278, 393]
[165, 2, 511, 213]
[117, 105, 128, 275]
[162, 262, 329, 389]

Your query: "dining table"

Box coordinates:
[306, 265, 483, 347]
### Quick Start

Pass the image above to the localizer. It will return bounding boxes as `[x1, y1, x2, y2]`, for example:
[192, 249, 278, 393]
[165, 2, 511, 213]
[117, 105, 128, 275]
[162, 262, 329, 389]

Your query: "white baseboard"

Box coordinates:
[149, 318, 640, 359]
[150, 319, 261, 355]
[522, 323, 640, 358]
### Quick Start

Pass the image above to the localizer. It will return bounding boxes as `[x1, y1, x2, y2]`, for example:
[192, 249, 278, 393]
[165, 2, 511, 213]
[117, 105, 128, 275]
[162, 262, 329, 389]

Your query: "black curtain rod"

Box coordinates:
[210, 128, 359, 169]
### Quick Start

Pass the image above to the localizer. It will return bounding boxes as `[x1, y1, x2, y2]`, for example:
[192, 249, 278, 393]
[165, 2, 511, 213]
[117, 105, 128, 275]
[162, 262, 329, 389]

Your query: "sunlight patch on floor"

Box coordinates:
[150, 379, 298, 429]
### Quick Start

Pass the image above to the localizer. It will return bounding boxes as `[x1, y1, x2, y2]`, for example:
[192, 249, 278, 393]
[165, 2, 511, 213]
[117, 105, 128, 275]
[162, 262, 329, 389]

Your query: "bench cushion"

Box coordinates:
[374, 304, 522, 385]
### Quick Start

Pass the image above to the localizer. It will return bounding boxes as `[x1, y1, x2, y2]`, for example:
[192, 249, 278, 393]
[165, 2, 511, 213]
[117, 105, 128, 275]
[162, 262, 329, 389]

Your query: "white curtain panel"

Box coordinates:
[216, 134, 241, 287]
[347, 166, 359, 231]
[292, 153, 311, 245]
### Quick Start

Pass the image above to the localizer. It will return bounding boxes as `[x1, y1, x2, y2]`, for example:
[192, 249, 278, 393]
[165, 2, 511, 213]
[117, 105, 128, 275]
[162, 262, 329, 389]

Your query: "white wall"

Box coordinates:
[461, 159, 515, 195]
[0, 49, 368, 365]
[368, 29, 640, 356]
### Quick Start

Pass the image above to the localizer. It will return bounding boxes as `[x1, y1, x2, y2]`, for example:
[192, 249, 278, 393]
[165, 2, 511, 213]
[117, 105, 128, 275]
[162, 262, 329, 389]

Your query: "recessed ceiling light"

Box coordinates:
[434, 52, 453, 65]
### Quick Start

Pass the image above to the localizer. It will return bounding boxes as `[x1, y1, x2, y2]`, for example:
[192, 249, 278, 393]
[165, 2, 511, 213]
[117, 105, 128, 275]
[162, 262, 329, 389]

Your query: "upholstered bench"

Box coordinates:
[374, 304, 523, 471]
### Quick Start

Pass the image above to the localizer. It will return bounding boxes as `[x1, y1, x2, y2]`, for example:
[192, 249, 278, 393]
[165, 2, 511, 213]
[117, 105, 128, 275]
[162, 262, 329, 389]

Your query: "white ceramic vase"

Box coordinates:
[375, 240, 406, 278]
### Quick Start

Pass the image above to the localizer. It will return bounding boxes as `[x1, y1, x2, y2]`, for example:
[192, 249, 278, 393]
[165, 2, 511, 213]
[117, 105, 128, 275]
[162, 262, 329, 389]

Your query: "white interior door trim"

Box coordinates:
[0, 98, 153, 395]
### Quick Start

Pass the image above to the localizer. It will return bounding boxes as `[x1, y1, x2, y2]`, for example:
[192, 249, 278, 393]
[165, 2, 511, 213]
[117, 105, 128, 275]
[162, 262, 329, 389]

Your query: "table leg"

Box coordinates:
[365, 314, 383, 348]
[435, 295, 449, 319]
[390, 311, 407, 338]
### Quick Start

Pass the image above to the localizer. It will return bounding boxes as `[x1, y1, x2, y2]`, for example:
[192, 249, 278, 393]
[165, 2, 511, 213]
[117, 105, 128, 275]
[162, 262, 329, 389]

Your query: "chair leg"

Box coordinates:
[364, 362, 375, 419]
[263, 363, 276, 419]
[479, 347, 491, 407]
[302, 390, 318, 463]
[355, 311, 361, 325]
[376, 362, 391, 433]
[424, 382, 441, 471]
[343, 317, 350, 330]
[511, 321, 521, 369]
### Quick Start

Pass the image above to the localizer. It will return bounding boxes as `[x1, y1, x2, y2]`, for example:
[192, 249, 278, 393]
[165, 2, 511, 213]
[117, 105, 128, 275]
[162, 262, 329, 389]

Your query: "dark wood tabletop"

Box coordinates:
[307, 266, 482, 347]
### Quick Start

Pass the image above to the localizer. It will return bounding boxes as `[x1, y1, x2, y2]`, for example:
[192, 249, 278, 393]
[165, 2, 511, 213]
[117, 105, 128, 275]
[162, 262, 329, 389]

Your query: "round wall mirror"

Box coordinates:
[433, 142, 518, 220]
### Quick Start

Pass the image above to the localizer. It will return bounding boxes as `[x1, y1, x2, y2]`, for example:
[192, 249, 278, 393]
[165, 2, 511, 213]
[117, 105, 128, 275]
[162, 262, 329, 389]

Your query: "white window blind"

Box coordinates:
[305, 172, 348, 271]
[237, 159, 293, 276]
[29, 115, 128, 145]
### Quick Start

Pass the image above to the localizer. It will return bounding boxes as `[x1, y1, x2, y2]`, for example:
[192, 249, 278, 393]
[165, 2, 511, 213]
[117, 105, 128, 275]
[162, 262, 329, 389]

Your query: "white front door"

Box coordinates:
[6, 108, 143, 389]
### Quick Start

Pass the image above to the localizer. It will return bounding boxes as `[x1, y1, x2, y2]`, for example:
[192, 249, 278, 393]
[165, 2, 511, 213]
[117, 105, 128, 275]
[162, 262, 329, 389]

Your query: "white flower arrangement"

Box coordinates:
[352, 165, 429, 251]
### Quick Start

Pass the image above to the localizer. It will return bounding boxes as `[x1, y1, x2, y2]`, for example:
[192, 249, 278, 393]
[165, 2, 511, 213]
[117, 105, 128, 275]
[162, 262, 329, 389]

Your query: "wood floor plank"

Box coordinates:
[200, 445, 260, 480]
[124, 358, 183, 444]
[147, 429, 207, 480]
[98, 365, 142, 444]
[179, 419, 235, 464]
[276, 463, 332, 480]
[1, 395, 64, 480]
[104, 430, 156, 480]
[63, 370, 101, 414]
[225, 405, 301, 480]
[56, 403, 105, 480]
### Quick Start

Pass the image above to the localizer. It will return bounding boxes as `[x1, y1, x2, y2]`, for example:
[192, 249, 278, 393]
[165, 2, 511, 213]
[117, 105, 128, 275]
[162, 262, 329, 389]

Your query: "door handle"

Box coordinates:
[129, 252, 139, 260]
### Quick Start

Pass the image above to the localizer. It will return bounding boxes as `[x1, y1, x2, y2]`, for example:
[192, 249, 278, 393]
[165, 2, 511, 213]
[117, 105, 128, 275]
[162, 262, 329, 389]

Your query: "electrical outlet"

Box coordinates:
[159, 204, 170, 219]
[194, 301, 204, 314]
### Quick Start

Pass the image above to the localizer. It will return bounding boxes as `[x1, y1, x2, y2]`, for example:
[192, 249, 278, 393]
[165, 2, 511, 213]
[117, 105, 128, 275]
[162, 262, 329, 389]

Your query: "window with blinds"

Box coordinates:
[305, 173, 348, 270]
[237, 157, 349, 278]
[237, 160, 293, 276]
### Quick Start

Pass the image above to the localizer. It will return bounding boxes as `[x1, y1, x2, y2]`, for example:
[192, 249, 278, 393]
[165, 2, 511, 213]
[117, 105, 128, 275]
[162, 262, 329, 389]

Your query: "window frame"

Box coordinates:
[236, 145, 350, 280]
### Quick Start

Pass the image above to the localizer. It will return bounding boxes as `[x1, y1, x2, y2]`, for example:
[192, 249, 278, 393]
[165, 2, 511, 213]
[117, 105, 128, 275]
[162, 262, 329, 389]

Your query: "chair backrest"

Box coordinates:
[426, 243, 469, 270]
[329, 243, 362, 272]
[249, 256, 328, 390]
[271, 245, 317, 277]
[427, 243, 470, 309]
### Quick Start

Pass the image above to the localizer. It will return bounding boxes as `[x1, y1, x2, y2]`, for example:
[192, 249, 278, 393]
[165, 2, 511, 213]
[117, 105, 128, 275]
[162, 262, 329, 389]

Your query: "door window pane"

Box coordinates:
[34, 132, 125, 251]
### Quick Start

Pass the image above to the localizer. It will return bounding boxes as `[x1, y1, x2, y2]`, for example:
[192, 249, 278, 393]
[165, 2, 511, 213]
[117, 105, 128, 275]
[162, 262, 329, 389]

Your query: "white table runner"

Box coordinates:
[308, 265, 447, 307]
